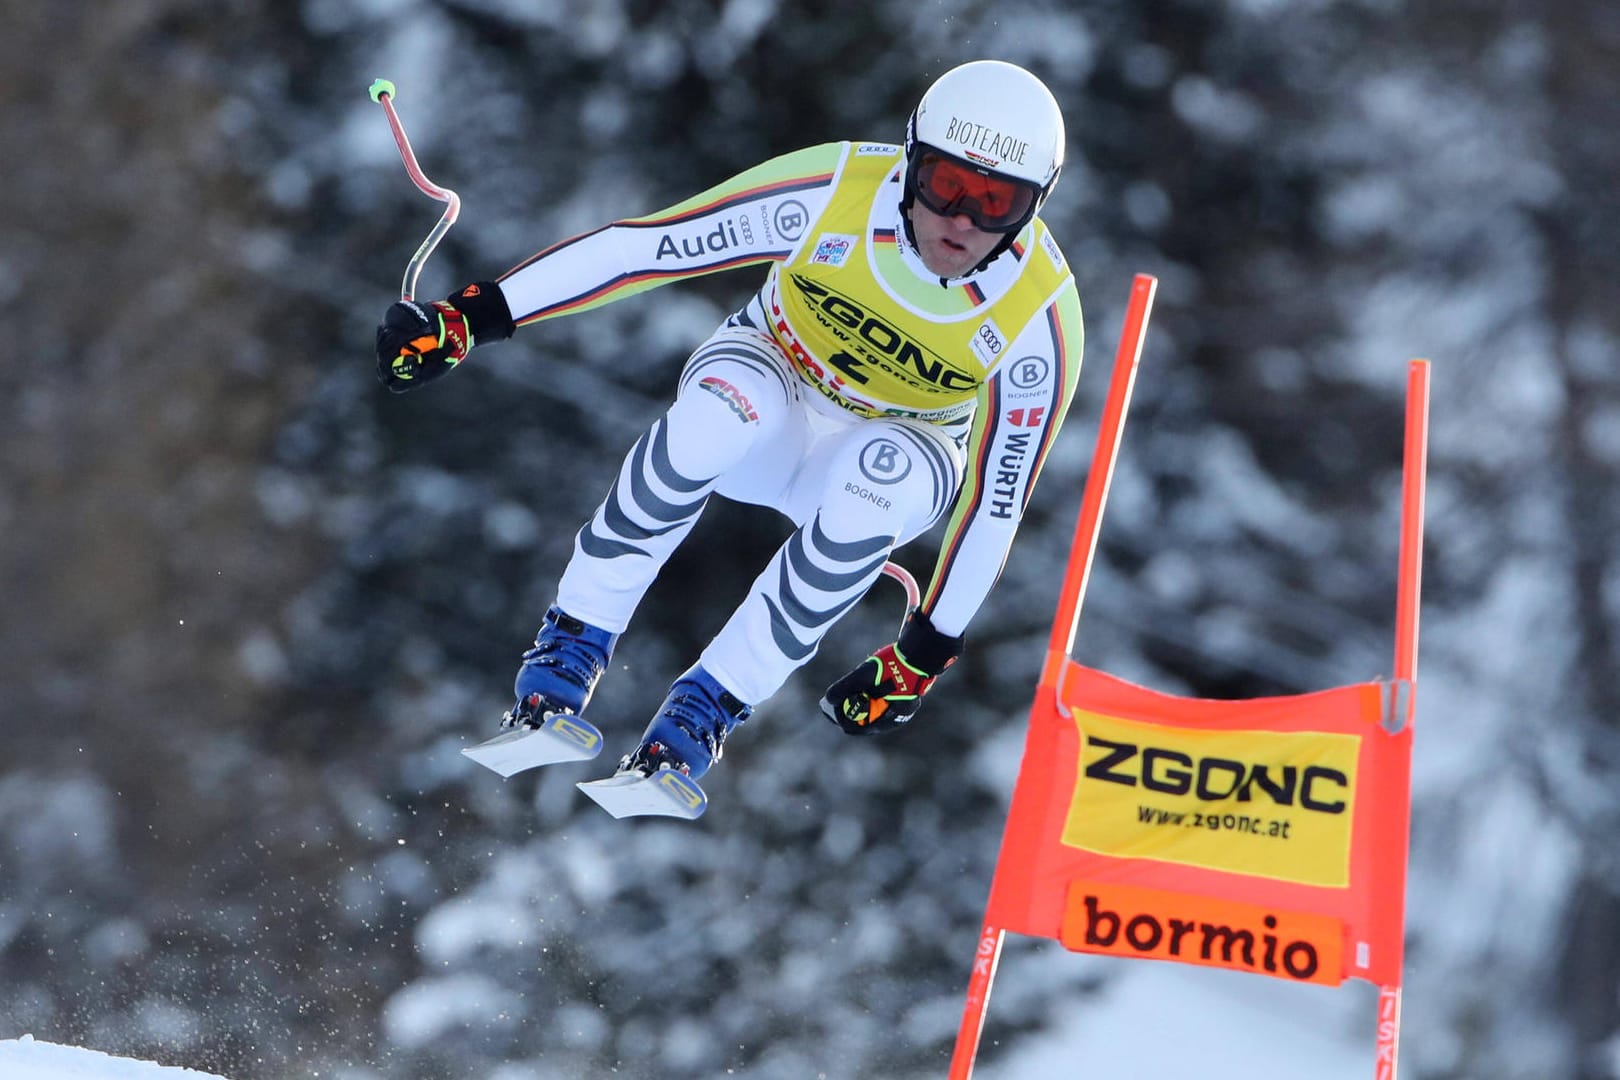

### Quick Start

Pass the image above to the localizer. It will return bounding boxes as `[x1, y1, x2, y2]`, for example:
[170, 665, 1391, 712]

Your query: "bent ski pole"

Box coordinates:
[881, 560, 920, 611]
[369, 78, 462, 302]
[369, 75, 919, 621]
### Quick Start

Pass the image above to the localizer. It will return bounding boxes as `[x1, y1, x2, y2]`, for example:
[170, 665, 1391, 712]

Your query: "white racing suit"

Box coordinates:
[496, 141, 1085, 705]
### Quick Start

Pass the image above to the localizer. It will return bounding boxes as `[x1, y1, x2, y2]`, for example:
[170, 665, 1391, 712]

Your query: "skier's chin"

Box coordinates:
[922, 239, 977, 278]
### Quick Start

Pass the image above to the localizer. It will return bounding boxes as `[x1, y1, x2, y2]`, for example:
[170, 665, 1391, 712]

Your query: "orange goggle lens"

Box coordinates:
[910, 148, 1039, 232]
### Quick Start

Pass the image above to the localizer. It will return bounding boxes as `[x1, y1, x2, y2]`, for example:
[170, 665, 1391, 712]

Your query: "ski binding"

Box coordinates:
[577, 767, 708, 820]
[461, 711, 604, 777]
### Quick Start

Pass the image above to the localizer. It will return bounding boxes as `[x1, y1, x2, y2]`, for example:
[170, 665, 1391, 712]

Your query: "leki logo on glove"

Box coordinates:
[440, 318, 469, 357]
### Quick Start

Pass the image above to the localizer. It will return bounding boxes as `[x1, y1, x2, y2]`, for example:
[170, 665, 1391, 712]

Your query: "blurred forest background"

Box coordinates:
[3, 1, 1617, 1078]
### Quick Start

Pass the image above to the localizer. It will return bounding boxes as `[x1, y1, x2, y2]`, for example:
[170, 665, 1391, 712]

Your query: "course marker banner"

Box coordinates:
[986, 663, 1410, 987]
[947, 337, 1428, 1080]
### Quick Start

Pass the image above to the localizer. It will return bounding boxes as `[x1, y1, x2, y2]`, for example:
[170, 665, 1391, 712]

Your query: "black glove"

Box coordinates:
[375, 281, 515, 393]
[821, 608, 964, 735]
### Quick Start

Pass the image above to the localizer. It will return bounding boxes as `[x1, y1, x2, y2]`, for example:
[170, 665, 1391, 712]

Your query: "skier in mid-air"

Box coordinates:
[375, 59, 1085, 812]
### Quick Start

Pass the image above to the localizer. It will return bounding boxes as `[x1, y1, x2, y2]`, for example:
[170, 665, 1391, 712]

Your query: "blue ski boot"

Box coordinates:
[621, 664, 753, 780]
[465, 607, 619, 777]
[507, 606, 619, 729]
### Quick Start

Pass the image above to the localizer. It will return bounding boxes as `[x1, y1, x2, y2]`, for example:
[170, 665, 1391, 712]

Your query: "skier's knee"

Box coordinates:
[678, 329, 792, 418]
[668, 333, 792, 477]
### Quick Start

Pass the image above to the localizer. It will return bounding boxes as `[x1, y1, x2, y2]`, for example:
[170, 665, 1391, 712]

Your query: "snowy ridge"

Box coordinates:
[0, 1036, 233, 1080]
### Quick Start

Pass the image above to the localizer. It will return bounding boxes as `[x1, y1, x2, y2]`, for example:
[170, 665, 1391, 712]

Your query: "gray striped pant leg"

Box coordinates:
[554, 327, 793, 633]
[701, 419, 963, 705]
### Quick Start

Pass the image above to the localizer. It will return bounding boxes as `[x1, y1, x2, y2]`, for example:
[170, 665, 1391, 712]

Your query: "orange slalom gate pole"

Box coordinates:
[1375, 359, 1429, 1080]
[1039, 273, 1159, 689]
[947, 273, 1158, 1080]
[1393, 359, 1429, 685]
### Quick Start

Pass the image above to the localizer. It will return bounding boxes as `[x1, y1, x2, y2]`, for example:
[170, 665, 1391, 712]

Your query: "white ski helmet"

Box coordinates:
[904, 59, 1066, 236]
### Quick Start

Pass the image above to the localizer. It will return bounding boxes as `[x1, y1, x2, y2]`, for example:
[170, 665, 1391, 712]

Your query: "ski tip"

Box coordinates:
[460, 713, 604, 777]
[368, 78, 396, 103]
[577, 769, 707, 820]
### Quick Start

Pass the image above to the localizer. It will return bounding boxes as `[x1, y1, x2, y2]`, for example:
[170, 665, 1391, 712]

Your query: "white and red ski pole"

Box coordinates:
[368, 78, 461, 302]
[880, 560, 920, 610]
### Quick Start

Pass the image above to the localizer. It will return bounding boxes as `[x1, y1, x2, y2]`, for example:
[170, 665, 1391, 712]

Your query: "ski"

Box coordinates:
[461, 712, 604, 777]
[577, 768, 708, 820]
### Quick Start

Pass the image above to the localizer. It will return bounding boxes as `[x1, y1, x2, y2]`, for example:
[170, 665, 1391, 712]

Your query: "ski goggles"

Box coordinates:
[907, 145, 1042, 233]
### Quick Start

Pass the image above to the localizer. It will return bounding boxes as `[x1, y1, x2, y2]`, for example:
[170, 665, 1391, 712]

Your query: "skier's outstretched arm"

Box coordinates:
[374, 143, 846, 392]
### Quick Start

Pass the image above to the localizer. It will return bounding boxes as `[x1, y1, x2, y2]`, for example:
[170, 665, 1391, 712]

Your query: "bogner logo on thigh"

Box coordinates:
[859, 439, 912, 485]
[842, 482, 893, 510]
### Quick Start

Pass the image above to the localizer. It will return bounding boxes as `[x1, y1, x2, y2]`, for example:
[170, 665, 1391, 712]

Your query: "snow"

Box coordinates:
[381, 972, 518, 1050]
[0, 1037, 232, 1080]
[981, 955, 1373, 1079]
[0, 963, 1376, 1080]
